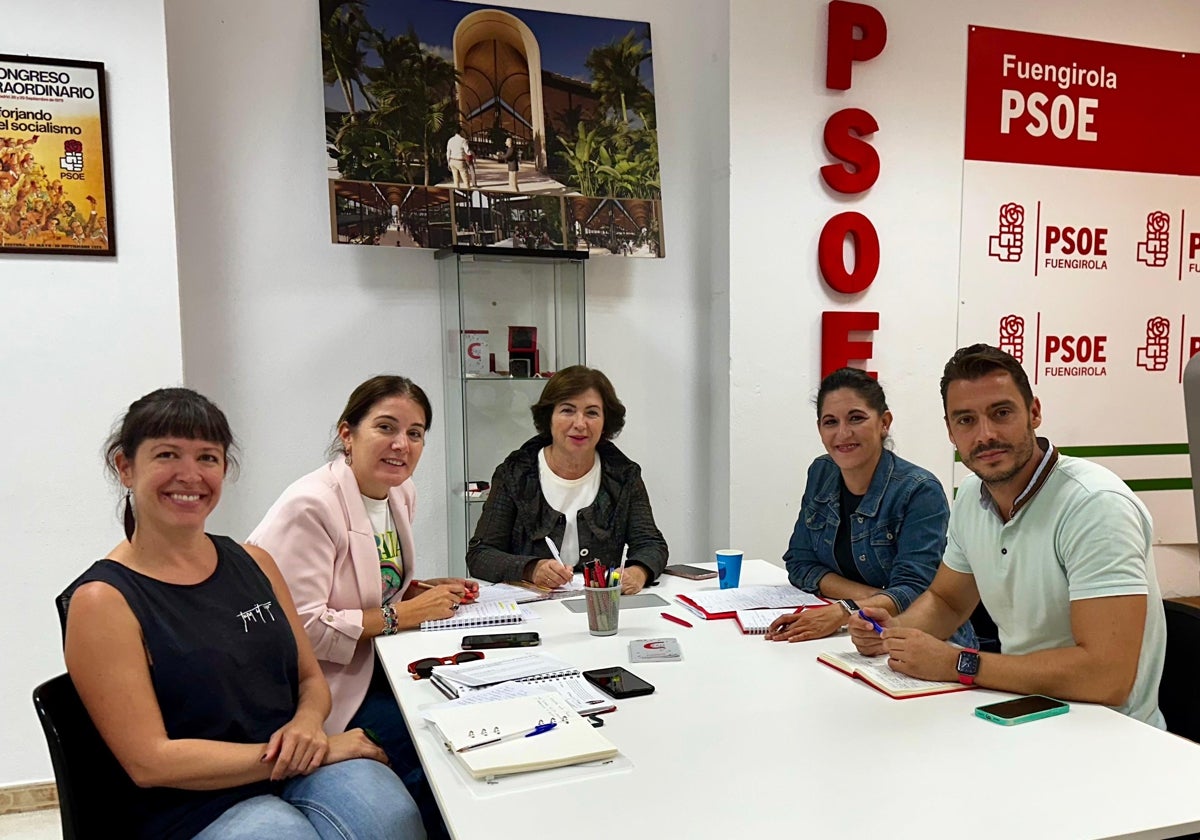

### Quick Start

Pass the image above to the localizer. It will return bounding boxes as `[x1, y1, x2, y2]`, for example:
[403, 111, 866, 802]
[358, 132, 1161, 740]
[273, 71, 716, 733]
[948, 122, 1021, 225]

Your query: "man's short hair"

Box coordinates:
[940, 343, 1034, 411]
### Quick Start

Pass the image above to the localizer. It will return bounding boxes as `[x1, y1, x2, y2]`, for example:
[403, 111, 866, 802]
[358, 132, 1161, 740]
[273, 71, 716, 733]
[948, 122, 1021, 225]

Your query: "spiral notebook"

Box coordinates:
[425, 692, 618, 780]
[428, 653, 616, 714]
[675, 585, 828, 620]
[419, 601, 524, 631]
[428, 675, 617, 716]
[734, 608, 796, 635]
[455, 671, 616, 714]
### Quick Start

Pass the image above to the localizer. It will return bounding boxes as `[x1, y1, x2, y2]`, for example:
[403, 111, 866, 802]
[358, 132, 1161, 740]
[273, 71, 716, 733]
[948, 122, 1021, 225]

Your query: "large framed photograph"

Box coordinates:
[0, 54, 115, 256]
[322, 0, 664, 257]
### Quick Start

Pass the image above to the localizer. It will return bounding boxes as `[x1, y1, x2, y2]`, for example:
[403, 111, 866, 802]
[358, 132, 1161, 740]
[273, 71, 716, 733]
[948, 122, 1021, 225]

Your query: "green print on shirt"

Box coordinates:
[377, 529, 404, 602]
[376, 529, 400, 562]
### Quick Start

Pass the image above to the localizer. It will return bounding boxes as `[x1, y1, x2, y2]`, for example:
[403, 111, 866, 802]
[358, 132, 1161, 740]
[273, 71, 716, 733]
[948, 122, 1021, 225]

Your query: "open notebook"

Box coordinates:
[734, 608, 796, 635]
[676, 585, 828, 620]
[508, 574, 587, 601]
[424, 692, 618, 780]
[817, 650, 975, 699]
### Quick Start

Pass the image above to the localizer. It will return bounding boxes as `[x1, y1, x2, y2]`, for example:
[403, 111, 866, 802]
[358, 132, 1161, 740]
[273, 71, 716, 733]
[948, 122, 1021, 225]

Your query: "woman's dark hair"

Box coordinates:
[531, 365, 626, 440]
[329, 375, 433, 458]
[940, 343, 1033, 411]
[104, 388, 238, 540]
[816, 367, 889, 417]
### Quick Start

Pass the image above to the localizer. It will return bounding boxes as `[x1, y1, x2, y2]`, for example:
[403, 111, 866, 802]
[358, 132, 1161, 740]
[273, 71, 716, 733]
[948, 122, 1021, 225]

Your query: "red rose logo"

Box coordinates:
[999, 203, 1024, 226]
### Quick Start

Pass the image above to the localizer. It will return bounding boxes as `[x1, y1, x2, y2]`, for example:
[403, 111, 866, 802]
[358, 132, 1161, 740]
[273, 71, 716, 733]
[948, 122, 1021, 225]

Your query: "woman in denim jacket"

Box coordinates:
[768, 369, 975, 646]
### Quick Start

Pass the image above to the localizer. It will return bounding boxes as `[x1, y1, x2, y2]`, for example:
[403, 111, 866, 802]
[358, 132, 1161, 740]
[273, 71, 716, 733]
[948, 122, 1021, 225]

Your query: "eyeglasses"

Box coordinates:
[407, 651, 485, 680]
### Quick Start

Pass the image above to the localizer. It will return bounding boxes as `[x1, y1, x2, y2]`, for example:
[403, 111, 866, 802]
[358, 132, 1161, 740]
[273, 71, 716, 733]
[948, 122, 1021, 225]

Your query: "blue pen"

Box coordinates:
[456, 722, 557, 752]
[858, 609, 886, 635]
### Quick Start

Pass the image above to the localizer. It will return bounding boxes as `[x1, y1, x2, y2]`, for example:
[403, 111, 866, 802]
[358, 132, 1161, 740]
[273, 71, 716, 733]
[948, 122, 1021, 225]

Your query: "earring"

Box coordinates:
[344, 451, 353, 466]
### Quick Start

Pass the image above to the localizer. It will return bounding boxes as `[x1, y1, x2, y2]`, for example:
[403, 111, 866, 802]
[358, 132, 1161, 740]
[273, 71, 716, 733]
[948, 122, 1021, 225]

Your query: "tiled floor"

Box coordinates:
[0, 810, 60, 839]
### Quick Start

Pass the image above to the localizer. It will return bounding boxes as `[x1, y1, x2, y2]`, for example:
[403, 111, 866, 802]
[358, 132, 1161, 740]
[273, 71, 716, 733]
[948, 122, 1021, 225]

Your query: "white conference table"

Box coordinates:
[376, 560, 1200, 840]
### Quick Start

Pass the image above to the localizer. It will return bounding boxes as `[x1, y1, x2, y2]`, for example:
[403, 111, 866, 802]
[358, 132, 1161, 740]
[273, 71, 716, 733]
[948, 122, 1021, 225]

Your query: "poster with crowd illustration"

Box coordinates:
[322, 0, 664, 257]
[0, 54, 115, 256]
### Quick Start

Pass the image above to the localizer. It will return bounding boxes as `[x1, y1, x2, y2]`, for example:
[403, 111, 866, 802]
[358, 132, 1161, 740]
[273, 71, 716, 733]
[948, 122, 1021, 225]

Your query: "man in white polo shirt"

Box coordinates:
[849, 343, 1166, 728]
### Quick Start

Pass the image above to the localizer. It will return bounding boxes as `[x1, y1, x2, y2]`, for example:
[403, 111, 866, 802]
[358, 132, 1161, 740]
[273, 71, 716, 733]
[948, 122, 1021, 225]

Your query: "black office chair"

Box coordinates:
[32, 673, 138, 839]
[1159, 599, 1200, 744]
[969, 601, 1001, 654]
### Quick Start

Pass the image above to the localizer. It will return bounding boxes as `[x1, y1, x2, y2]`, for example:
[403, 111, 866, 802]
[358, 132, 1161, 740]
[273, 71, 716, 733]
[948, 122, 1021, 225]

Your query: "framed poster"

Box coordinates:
[322, 0, 664, 257]
[0, 54, 115, 256]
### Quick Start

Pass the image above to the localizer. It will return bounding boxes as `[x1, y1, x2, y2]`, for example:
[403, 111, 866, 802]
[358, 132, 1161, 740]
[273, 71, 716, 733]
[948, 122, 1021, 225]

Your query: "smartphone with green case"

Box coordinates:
[975, 695, 1069, 726]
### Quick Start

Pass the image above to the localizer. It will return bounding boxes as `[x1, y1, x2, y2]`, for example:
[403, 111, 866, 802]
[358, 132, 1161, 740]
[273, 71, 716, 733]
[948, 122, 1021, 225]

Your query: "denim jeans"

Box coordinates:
[346, 659, 449, 840]
[191, 759, 425, 840]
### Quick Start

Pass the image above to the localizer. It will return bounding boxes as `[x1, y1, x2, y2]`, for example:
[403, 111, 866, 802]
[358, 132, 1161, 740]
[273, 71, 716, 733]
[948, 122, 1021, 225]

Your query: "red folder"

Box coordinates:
[674, 593, 829, 622]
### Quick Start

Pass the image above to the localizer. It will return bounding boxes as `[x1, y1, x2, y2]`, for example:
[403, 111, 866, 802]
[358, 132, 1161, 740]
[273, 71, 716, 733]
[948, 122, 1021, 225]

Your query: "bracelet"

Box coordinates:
[381, 604, 399, 636]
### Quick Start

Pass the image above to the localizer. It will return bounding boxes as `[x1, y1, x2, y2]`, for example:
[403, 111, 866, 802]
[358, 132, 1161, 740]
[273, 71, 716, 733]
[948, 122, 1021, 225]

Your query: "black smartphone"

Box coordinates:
[975, 695, 1069, 726]
[460, 632, 541, 650]
[662, 564, 718, 581]
[582, 666, 656, 698]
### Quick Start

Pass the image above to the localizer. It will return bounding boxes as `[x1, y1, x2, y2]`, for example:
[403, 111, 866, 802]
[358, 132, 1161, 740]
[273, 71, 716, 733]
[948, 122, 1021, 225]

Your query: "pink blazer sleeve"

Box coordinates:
[248, 479, 366, 666]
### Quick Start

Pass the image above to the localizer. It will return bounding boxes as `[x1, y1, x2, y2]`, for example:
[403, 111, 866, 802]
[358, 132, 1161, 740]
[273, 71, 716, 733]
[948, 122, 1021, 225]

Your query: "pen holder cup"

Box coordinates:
[584, 585, 621, 636]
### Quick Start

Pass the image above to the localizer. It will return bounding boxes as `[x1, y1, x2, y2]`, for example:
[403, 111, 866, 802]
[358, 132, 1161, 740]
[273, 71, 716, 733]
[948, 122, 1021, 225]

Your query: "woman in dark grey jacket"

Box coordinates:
[466, 366, 667, 594]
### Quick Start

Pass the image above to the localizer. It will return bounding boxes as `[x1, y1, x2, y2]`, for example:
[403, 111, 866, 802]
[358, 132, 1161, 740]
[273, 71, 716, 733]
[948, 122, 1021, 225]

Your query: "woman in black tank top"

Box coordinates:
[62, 388, 423, 839]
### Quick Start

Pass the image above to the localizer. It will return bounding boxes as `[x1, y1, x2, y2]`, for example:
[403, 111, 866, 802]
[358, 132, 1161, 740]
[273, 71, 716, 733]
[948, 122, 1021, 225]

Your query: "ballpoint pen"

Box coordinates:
[412, 579, 477, 604]
[857, 609, 886, 635]
[456, 722, 557, 752]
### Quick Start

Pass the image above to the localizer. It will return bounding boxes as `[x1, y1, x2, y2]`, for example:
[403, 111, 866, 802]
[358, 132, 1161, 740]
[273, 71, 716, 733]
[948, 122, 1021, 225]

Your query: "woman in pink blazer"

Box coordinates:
[249, 375, 475, 839]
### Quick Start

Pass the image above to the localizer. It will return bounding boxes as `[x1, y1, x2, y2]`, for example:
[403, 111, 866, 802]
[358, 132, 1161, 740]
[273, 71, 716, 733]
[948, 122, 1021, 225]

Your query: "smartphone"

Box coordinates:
[975, 695, 1069, 726]
[662, 564, 718, 581]
[582, 666, 656, 698]
[460, 632, 541, 650]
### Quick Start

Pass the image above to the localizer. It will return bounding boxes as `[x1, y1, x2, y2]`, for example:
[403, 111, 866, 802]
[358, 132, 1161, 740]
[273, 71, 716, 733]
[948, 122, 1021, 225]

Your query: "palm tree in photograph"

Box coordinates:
[585, 29, 652, 127]
[363, 28, 459, 185]
[321, 0, 372, 120]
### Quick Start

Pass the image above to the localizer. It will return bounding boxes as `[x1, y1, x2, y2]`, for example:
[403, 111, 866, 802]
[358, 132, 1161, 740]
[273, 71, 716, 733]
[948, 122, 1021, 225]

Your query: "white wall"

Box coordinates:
[10, 0, 1197, 795]
[729, 0, 1200, 590]
[166, 0, 729, 577]
[1, 0, 182, 786]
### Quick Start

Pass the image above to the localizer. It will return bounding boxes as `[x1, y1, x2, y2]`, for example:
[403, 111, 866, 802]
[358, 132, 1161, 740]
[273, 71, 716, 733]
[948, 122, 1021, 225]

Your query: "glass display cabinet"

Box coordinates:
[437, 246, 587, 576]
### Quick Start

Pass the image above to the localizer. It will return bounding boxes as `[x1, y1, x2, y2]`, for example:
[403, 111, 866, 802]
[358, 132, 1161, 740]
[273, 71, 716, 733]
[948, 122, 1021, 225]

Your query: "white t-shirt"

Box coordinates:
[362, 495, 404, 604]
[538, 449, 601, 567]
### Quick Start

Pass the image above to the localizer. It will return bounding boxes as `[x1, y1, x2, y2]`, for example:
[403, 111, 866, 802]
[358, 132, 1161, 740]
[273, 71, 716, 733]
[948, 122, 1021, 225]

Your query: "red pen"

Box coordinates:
[661, 611, 693, 629]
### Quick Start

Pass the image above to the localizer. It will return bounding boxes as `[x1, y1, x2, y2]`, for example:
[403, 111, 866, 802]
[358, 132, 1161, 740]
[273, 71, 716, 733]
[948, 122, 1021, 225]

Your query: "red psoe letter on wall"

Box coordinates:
[822, 311, 879, 378]
[826, 1, 887, 91]
[821, 108, 880, 194]
[818, 211, 880, 293]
